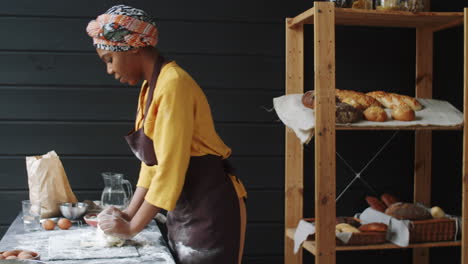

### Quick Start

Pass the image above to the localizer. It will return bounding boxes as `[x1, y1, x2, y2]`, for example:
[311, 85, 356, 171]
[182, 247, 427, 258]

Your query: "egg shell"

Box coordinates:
[6, 255, 17, 259]
[42, 219, 56, 230]
[18, 251, 34, 259]
[58, 218, 72, 230]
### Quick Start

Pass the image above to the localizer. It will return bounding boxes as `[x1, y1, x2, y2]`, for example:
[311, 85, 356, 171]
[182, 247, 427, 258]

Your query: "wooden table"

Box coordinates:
[0, 213, 175, 263]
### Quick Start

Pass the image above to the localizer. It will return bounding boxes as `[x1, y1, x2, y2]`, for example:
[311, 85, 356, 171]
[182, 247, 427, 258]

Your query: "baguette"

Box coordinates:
[358, 223, 388, 233]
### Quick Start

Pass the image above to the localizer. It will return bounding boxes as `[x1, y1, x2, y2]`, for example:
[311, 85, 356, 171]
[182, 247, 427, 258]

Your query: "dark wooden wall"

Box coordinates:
[0, 0, 466, 263]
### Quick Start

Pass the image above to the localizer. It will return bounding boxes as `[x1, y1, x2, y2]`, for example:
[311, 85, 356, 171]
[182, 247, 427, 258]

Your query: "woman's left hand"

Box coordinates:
[98, 211, 135, 239]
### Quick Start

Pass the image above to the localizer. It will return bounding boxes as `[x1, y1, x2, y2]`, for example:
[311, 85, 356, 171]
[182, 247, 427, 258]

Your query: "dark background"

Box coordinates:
[0, 0, 466, 263]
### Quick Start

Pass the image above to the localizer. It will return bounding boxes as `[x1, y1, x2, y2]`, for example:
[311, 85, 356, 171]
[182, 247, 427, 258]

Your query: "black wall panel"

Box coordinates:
[0, 0, 466, 263]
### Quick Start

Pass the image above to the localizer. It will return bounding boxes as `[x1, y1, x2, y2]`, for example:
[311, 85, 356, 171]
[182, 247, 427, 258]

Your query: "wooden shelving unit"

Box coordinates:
[284, 3, 467, 264]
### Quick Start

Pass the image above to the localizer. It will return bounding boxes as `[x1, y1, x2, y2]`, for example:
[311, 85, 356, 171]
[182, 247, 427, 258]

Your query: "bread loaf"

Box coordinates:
[391, 106, 415, 121]
[336, 103, 362, 124]
[358, 223, 388, 233]
[336, 217, 361, 227]
[363, 106, 387, 122]
[366, 91, 422, 111]
[336, 223, 360, 233]
[336, 89, 382, 109]
[380, 193, 399, 207]
[385, 203, 432, 220]
[365, 196, 387, 212]
[302, 90, 315, 109]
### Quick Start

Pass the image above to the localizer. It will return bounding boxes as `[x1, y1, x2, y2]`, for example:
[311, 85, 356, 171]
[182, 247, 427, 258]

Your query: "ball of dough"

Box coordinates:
[363, 106, 387, 122]
[58, 218, 72, 230]
[42, 219, 56, 230]
[392, 106, 415, 121]
[430, 206, 446, 219]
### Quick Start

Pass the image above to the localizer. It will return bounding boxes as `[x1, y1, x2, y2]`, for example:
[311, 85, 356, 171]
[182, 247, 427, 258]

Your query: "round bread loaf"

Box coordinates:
[302, 90, 315, 109]
[385, 203, 432, 221]
[363, 106, 387, 122]
[336, 103, 362, 124]
[391, 106, 415, 121]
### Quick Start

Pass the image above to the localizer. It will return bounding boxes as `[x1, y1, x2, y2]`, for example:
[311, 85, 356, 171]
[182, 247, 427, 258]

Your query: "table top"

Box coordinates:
[0, 213, 175, 264]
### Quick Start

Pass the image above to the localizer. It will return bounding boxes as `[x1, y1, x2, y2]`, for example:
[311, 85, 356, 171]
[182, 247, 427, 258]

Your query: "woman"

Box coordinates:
[86, 5, 247, 264]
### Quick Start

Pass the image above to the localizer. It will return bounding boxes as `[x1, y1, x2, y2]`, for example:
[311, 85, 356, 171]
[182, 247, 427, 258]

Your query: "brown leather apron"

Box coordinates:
[124, 58, 244, 263]
[166, 155, 242, 264]
[124, 56, 165, 166]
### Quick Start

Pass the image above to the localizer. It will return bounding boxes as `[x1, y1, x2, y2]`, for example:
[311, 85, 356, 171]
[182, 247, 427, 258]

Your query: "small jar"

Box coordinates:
[326, 0, 352, 8]
[400, 0, 425, 12]
[351, 0, 373, 9]
[375, 0, 401, 11]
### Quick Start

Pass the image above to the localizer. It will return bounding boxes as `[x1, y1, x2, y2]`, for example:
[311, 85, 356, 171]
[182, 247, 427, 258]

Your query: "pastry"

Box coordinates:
[358, 223, 388, 232]
[336, 89, 383, 109]
[380, 193, 399, 207]
[336, 223, 360, 233]
[385, 203, 432, 220]
[366, 91, 423, 111]
[363, 106, 387, 122]
[391, 106, 415, 121]
[365, 196, 387, 212]
[336, 103, 363, 124]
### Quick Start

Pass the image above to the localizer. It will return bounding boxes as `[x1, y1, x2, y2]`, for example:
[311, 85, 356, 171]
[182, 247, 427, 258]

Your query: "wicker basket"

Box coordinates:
[304, 217, 387, 246]
[409, 218, 458, 243]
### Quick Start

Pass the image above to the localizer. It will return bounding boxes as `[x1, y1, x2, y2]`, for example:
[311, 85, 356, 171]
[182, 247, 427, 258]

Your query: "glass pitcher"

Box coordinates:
[100, 172, 133, 210]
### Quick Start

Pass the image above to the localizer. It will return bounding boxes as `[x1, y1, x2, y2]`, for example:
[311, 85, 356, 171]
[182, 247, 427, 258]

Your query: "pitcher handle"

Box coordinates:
[122, 179, 133, 207]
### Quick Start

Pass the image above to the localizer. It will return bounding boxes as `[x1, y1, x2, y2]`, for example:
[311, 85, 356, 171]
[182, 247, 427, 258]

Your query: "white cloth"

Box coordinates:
[273, 95, 464, 144]
[273, 94, 314, 144]
[357, 207, 410, 247]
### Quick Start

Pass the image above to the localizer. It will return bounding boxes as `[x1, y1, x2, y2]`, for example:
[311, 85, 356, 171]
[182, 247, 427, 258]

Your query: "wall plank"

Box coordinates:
[0, 87, 282, 123]
[0, 0, 314, 22]
[0, 156, 283, 190]
[0, 123, 283, 156]
[0, 53, 283, 90]
[0, 17, 282, 56]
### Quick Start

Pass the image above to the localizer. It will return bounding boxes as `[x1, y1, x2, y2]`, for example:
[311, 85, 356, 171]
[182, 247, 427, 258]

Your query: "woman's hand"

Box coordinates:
[98, 212, 135, 239]
[97, 206, 131, 222]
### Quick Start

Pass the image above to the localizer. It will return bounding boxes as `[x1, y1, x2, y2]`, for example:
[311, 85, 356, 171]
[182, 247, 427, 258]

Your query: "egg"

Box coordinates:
[58, 218, 72, 230]
[6, 255, 17, 259]
[42, 219, 56, 230]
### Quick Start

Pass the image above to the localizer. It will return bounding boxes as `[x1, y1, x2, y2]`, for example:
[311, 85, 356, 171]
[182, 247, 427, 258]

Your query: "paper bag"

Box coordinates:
[26, 150, 78, 218]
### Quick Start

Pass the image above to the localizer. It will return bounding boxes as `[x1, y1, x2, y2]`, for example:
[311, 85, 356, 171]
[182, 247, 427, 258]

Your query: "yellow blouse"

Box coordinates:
[135, 61, 242, 211]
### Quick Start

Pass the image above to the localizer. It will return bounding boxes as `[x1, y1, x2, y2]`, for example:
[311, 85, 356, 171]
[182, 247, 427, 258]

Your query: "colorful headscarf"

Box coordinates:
[86, 5, 158, 51]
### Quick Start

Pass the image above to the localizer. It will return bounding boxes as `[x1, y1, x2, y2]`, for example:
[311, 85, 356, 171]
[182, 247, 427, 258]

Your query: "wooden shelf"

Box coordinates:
[335, 124, 463, 130]
[286, 228, 461, 255]
[288, 7, 463, 31]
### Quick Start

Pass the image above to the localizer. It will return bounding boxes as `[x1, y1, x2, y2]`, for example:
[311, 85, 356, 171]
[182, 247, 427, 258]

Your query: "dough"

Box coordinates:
[80, 226, 125, 248]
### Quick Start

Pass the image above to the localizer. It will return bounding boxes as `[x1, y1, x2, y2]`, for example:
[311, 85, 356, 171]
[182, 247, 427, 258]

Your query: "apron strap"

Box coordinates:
[140, 55, 166, 125]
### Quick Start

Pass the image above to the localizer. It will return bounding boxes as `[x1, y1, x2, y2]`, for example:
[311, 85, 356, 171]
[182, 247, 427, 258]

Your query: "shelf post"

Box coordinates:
[285, 17, 304, 264]
[314, 2, 336, 264]
[463, 8, 468, 264]
[414, 26, 433, 264]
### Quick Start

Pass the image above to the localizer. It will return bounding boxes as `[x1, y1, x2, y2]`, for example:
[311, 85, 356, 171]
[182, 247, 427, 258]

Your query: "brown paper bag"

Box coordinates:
[26, 150, 78, 218]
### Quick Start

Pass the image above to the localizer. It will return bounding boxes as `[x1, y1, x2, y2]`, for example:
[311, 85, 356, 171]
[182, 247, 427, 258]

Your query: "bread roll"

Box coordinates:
[430, 206, 446, 219]
[363, 106, 387, 122]
[365, 196, 387, 212]
[391, 106, 415, 121]
[380, 193, 399, 207]
[385, 203, 432, 220]
[336, 89, 382, 109]
[302, 90, 315, 109]
[358, 223, 388, 233]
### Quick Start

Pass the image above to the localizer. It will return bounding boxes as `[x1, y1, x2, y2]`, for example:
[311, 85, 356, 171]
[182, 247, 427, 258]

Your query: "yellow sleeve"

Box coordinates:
[144, 76, 194, 211]
[136, 162, 155, 189]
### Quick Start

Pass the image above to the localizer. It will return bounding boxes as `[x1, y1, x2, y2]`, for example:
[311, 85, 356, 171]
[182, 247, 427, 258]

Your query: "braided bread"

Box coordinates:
[366, 91, 422, 111]
[336, 89, 382, 109]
